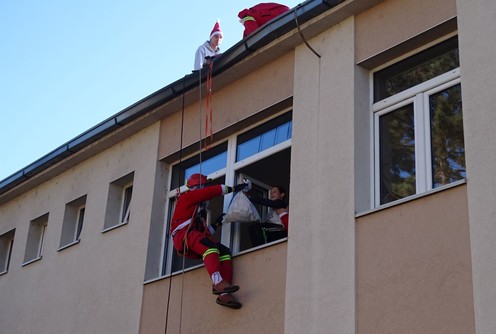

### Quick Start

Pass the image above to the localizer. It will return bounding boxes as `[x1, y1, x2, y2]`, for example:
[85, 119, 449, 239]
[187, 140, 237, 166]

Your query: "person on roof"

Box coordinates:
[170, 173, 249, 309]
[193, 20, 223, 70]
[238, 3, 290, 38]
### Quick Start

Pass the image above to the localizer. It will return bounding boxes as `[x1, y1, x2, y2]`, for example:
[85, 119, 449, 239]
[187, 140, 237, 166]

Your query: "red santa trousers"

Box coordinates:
[173, 227, 233, 283]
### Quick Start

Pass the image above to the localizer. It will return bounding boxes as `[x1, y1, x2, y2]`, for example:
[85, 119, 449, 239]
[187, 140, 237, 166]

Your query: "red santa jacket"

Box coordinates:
[170, 185, 228, 237]
[279, 211, 289, 231]
[238, 3, 290, 38]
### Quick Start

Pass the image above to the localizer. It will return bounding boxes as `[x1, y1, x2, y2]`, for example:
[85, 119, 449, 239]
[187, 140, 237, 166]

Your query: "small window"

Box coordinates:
[0, 229, 15, 274]
[23, 213, 49, 265]
[103, 172, 134, 231]
[59, 195, 87, 249]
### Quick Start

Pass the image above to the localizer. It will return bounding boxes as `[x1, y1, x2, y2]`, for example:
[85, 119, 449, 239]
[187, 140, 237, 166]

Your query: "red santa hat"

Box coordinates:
[210, 20, 223, 40]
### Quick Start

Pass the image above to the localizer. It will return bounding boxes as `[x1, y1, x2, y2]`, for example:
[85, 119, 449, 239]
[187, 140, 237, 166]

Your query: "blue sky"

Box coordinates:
[0, 1, 302, 181]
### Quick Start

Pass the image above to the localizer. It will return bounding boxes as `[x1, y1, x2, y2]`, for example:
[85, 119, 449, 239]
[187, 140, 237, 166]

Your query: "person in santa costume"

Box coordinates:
[170, 173, 249, 309]
[193, 20, 223, 70]
[238, 3, 290, 38]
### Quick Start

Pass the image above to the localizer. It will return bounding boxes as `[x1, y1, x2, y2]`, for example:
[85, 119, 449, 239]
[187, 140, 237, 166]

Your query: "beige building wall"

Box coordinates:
[355, 0, 457, 65]
[138, 48, 296, 333]
[0, 124, 161, 334]
[140, 242, 287, 334]
[158, 52, 295, 160]
[356, 185, 475, 334]
[456, 1, 496, 333]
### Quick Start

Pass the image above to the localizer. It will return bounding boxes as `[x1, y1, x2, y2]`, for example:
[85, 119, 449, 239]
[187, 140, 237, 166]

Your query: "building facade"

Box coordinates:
[1, 0, 495, 333]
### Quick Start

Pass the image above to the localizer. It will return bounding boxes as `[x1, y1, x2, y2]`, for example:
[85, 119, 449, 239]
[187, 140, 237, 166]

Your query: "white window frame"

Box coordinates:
[0, 230, 15, 275]
[160, 110, 292, 276]
[120, 183, 133, 225]
[75, 205, 85, 241]
[373, 67, 461, 207]
[23, 214, 48, 266]
[103, 173, 134, 233]
[59, 196, 87, 250]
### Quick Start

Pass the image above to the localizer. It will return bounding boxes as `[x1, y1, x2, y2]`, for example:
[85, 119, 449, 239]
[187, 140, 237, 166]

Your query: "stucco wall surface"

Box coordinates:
[356, 185, 475, 334]
[139, 242, 287, 334]
[0, 124, 160, 334]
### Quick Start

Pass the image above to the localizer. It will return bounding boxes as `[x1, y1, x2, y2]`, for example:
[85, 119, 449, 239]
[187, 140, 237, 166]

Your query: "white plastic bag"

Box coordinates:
[222, 192, 261, 223]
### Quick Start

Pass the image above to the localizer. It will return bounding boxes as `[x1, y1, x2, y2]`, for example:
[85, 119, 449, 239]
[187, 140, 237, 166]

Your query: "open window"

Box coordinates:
[232, 147, 291, 252]
[23, 213, 49, 266]
[160, 111, 292, 276]
[0, 229, 15, 274]
[59, 195, 86, 250]
[103, 172, 134, 232]
[231, 112, 291, 253]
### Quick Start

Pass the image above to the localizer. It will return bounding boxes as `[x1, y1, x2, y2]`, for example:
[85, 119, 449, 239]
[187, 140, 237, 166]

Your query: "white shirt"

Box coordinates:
[193, 41, 220, 70]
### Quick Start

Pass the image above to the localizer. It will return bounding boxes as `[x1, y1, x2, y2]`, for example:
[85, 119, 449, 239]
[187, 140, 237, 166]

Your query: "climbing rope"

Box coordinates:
[204, 61, 214, 150]
[164, 73, 188, 334]
[164, 61, 213, 333]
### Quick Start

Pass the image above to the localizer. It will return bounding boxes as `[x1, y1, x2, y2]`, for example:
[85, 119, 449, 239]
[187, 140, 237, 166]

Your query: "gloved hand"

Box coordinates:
[211, 213, 225, 230]
[242, 179, 252, 192]
[233, 183, 248, 192]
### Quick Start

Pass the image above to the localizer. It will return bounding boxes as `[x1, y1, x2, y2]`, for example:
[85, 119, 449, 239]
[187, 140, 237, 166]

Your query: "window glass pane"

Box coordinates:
[430, 84, 465, 187]
[379, 104, 416, 204]
[374, 37, 459, 102]
[121, 185, 133, 221]
[237, 138, 260, 161]
[184, 152, 227, 180]
[171, 143, 227, 189]
[260, 129, 277, 151]
[275, 122, 292, 145]
[237, 112, 292, 162]
[76, 207, 85, 240]
[0, 230, 15, 273]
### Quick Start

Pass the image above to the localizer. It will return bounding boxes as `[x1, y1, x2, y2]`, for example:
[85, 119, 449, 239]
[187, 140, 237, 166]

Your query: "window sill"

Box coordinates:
[57, 239, 81, 252]
[356, 179, 466, 218]
[101, 221, 128, 234]
[22, 256, 42, 267]
[234, 237, 288, 257]
[144, 237, 288, 285]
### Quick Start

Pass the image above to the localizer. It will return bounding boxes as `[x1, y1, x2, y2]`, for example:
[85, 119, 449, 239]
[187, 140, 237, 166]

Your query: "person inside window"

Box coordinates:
[193, 20, 223, 70]
[248, 185, 289, 245]
[170, 173, 248, 309]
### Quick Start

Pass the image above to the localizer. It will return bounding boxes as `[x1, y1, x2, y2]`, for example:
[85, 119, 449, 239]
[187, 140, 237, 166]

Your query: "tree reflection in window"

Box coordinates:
[374, 37, 459, 102]
[430, 84, 465, 187]
[379, 104, 416, 204]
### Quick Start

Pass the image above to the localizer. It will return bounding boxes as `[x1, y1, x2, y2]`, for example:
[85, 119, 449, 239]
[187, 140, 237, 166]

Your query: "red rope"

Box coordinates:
[204, 61, 214, 150]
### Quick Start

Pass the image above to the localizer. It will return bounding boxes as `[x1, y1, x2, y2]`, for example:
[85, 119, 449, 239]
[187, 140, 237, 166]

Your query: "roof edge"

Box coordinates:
[0, 0, 345, 195]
